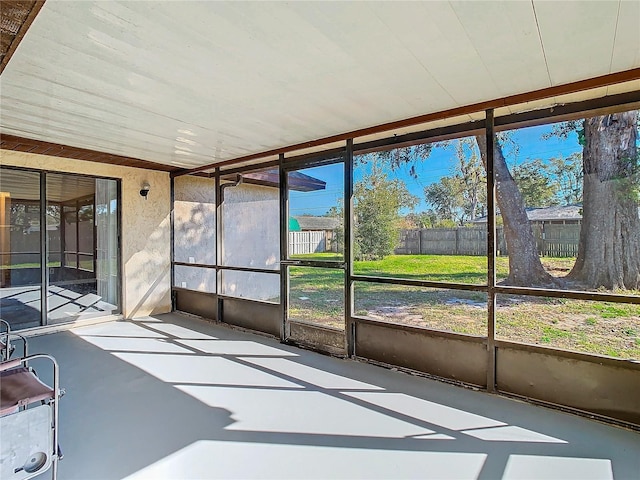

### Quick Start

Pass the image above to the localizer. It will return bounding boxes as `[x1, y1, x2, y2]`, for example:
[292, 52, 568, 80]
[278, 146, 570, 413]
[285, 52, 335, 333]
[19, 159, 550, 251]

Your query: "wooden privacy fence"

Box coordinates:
[533, 224, 581, 257]
[396, 224, 581, 257]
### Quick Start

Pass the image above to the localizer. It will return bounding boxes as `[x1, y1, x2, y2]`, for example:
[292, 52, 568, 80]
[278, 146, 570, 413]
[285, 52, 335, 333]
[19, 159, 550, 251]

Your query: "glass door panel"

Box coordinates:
[0, 168, 43, 329]
[46, 174, 119, 324]
[285, 160, 345, 335]
[95, 178, 119, 311]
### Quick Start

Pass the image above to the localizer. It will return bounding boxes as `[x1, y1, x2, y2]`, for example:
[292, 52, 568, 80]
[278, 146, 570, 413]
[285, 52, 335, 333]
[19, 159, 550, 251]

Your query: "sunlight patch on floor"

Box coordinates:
[123, 440, 488, 480]
[177, 339, 299, 356]
[243, 357, 382, 390]
[503, 455, 613, 480]
[177, 385, 435, 437]
[113, 353, 303, 388]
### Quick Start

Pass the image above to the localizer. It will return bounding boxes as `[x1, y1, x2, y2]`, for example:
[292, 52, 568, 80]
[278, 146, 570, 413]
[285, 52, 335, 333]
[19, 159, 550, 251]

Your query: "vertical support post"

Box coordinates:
[59, 202, 66, 269]
[486, 109, 497, 392]
[116, 180, 123, 317]
[170, 175, 175, 311]
[345, 139, 355, 357]
[92, 195, 97, 274]
[279, 154, 289, 342]
[75, 199, 80, 269]
[215, 169, 223, 323]
[40, 172, 47, 326]
[0, 193, 10, 289]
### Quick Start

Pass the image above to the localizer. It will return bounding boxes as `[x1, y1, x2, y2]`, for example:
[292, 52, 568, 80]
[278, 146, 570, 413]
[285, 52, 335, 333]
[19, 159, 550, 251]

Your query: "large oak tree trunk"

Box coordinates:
[476, 135, 562, 287]
[568, 111, 640, 290]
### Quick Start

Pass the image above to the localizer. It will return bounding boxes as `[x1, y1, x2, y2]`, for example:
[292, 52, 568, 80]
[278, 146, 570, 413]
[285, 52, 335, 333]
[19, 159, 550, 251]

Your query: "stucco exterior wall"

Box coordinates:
[174, 175, 216, 265]
[173, 175, 216, 293]
[222, 183, 280, 301]
[172, 178, 280, 301]
[0, 150, 171, 318]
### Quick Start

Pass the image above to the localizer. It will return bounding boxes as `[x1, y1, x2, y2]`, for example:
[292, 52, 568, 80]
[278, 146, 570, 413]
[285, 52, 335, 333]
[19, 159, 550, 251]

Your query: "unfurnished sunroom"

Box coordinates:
[0, 1, 639, 479]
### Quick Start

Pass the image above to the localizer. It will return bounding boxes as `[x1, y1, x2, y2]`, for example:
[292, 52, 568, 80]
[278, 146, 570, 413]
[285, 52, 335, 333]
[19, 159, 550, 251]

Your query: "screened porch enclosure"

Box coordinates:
[172, 99, 640, 428]
[0, 0, 638, 454]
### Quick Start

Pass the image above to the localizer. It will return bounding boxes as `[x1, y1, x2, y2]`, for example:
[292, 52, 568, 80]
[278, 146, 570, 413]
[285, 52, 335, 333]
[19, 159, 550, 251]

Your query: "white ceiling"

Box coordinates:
[0, 1, 638, 170]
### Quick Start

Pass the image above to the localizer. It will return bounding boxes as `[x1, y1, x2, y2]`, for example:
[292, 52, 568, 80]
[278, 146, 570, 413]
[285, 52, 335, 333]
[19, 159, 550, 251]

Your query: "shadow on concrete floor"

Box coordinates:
[26, 312, 640, 480]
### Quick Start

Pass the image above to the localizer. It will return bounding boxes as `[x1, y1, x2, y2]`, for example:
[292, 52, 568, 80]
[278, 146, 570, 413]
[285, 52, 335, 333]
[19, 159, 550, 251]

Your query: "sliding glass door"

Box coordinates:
[0, 167, 120, 330]
[0, 168, 43, 329]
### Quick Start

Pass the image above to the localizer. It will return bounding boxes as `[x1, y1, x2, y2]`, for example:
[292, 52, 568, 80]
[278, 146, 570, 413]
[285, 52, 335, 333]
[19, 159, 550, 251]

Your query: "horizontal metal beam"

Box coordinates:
[494, 90, 640, 131]
[282, 148, 346, 171]
[219, 159, 280, 176]
[354, 120, 485, 155]
[354, 315, 488, 342]
[494, 339, 640, 368]
[173, 261, 215, 269]
[351, 275, 640, 303]
[281, 260, 345, 269]
[216, 294, 279, 306]
[352, 274, 487, 292]
[494, 285, 640, 304]
[217, 265, 280, 275]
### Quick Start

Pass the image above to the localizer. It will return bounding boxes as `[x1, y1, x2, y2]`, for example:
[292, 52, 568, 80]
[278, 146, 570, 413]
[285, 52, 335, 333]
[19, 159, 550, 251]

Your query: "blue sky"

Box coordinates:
[289, 123, 582, 217]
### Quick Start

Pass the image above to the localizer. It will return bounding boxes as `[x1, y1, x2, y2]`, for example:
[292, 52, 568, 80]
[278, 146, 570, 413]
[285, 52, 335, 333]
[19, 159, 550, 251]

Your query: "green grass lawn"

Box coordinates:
[293, 252, 575, 282]
[288, 254, 640, 359]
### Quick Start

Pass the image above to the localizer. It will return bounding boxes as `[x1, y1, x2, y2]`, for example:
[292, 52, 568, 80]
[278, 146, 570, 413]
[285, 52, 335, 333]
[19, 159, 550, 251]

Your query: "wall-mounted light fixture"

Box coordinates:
[140, 182, 150, 199]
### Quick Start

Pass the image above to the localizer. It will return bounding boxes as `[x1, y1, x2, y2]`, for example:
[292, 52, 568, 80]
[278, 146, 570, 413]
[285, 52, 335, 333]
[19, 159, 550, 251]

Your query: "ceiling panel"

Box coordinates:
[371, 1, 500, 106]
[610, 0, 640, 73]
[534, 1, 619, 85]
[451, 1, 550, 95]
[0, 1, 637, 172]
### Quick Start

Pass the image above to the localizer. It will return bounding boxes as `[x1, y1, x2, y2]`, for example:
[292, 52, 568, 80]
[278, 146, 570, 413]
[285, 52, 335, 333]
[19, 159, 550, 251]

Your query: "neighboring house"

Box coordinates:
[292, 215, 340, 253]
[524, 205, 582, 226]
[470, 205, 583, 256]
[474, 205, 582, 226]
[294, 215, 340, 232]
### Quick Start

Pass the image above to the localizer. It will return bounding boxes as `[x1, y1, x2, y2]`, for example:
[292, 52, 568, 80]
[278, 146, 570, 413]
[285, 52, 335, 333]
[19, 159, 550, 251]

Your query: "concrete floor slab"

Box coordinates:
[22, 312, 639, 480]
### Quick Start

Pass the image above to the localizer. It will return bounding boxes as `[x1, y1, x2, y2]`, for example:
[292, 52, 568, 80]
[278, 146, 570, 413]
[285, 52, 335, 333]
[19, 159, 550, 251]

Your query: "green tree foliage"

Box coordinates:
[454, 140, 486, 220]
[402, 211, 456, 229]
[549, 152, 583, 205]
[511, 159, 558, 207]
[423, 139, 486, 225]
[424, 177, 466, 224]
[369, 144, 434, 179]
[354, 164, 418, 260]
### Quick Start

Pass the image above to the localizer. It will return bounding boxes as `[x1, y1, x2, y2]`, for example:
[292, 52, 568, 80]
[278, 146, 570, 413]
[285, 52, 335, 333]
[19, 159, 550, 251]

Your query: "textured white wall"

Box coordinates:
[174, 175, 216, 265]
[172, 177, 281, 300]
[0, 150, 172, 318]
[222, 183, 280, 301]
[173, 176, 217, 292]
